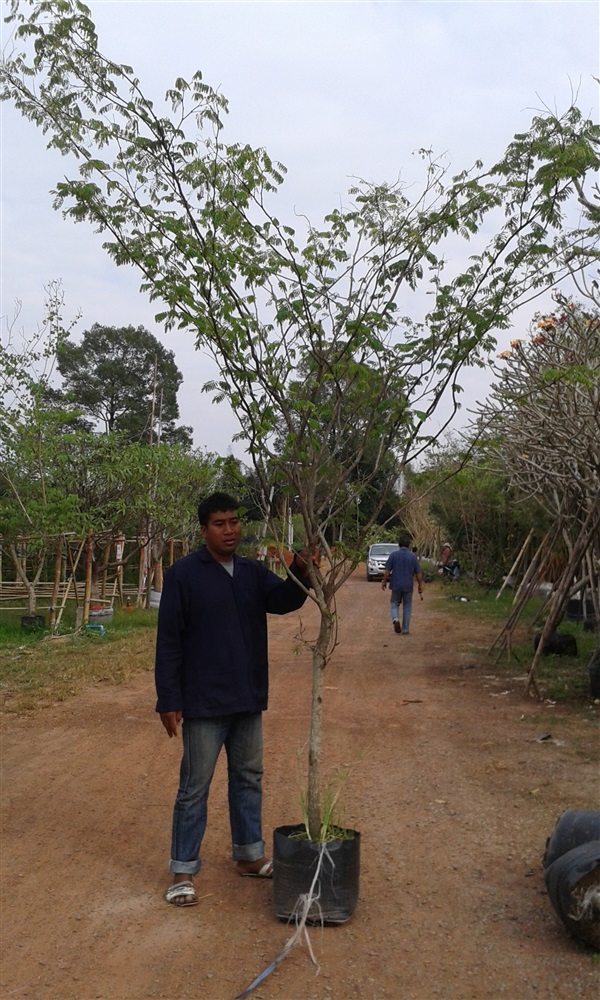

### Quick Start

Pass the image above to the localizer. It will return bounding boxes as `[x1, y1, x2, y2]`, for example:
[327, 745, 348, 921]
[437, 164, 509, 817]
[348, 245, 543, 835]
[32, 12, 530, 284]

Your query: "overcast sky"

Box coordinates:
[1, 0, 598, 456]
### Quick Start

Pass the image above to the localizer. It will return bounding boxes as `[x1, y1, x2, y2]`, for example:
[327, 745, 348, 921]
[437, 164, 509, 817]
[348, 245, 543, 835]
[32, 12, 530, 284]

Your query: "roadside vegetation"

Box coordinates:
[433, 578, 598, 704]
[0, 605, 157, 713]
[1, 574, 597, 716]
[1, 1, 597, 837]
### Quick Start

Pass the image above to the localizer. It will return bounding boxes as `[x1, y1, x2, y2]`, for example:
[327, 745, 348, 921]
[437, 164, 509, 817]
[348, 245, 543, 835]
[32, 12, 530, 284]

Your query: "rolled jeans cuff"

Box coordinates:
[232, 839, 265, 862]
[169, 858, 201, 876]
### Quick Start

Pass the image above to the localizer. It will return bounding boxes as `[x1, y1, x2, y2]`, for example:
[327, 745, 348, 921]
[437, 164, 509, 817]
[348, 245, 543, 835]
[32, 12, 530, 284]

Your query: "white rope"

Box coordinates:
[233, 842, 334, 999]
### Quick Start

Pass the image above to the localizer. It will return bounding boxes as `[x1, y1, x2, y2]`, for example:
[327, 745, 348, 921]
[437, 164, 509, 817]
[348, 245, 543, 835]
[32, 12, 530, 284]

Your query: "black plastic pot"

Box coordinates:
[20, 614, 45, 632]
[272, 823, 360, 925]
[543, 841, 600, 949]
[589, 653, 600, 698]
[543, 809, 600, 869]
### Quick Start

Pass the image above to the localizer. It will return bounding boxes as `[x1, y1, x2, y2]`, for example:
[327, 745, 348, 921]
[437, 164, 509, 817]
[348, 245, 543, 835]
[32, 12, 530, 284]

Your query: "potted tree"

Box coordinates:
[4, 0, 598, 928]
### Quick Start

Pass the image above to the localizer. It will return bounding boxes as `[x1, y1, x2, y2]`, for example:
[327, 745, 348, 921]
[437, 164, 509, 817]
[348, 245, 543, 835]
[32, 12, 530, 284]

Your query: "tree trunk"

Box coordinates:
[8, 542, 40, 615]
[307, 607, 334, 840]
[26, 581, 36, 615]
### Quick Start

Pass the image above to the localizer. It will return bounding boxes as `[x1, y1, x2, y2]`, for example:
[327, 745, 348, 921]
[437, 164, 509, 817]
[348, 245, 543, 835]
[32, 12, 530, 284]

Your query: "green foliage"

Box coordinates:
[2, 0, 598, 837]
[1, 3, 597, 581]
[410, 442, 551, 580]
[0, 284, 220, 609]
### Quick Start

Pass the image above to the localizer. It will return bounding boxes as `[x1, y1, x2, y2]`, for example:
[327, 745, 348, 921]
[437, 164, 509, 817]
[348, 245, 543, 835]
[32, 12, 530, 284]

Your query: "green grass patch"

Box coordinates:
[433, 579, 599, 706]
[0, 606, 158, 714]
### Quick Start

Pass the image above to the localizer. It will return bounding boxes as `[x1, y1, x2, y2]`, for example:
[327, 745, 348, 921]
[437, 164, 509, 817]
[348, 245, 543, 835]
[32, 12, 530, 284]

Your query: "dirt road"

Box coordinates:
[1, 572, 598, 999]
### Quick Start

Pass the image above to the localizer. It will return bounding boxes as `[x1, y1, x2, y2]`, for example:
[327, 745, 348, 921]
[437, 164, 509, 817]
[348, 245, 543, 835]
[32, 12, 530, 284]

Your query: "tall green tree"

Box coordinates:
[0, 285, 215, 612]
[54, 323, 193, 447]
[2, 0, 598, 835]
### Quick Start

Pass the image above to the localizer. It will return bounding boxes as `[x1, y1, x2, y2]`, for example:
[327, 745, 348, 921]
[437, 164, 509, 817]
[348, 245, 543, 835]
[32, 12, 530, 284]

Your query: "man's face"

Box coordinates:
[201, 509, 242, 561]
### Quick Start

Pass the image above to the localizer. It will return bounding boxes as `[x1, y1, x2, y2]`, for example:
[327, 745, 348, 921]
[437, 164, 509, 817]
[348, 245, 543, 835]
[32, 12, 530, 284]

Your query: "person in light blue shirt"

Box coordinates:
[381, 532, 423, 634]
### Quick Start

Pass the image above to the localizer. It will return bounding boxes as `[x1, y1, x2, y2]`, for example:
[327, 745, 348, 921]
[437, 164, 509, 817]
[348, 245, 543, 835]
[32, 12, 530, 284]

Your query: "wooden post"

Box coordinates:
[115, 532, 125, 607]
[585, 549, 600, 632]
[137, 535, 148, 608]
[155, 556, 163, 592]
[83, 532, 93, 625]
[99, 537, 111, 601]
[49, 535, 63, 630]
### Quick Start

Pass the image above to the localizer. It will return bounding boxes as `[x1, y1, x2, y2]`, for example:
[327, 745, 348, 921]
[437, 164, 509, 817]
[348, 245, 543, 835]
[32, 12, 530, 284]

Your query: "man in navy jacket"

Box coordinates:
[156, 492, 311, 906]
[381, 531, 423, 635]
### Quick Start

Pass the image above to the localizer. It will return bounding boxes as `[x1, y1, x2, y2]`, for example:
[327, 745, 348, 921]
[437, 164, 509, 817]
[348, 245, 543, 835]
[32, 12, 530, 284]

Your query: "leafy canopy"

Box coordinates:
[3, 0, 599, 840]
[2, 0, 598, 587]
[53, 323, 192, 446]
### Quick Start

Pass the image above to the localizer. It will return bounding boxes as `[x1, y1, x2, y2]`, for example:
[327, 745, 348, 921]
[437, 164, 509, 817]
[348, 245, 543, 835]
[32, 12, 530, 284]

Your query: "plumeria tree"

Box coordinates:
[475, 295, 600, 691]
[2, 0, 599, 833]
[480, 297, 599, 522]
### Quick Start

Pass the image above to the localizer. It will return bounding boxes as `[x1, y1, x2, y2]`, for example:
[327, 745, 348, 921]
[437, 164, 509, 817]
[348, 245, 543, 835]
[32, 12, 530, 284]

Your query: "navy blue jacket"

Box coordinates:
[155, 546, 310, 717]
[385, 547, 421, 592]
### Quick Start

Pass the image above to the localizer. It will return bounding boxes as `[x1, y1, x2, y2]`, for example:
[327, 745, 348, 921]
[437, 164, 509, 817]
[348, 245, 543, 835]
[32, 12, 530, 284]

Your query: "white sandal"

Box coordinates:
[237, 859, 274, 878]
[164, 880, 199, 906]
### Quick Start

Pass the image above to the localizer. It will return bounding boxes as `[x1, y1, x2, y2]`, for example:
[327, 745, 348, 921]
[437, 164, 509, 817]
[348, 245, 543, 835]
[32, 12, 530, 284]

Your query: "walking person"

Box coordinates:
[381, 532, 423, 634]
[155, 492, 313, 907]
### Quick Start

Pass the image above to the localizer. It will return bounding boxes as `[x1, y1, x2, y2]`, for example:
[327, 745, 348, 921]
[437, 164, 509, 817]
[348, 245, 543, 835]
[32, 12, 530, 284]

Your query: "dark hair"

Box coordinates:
[398, 531, 411, 548]
[198, 492, 240, 526]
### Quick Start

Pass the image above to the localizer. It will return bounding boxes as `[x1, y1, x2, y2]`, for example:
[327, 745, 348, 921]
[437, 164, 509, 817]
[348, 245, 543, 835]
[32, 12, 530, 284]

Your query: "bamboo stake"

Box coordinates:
[83, 532, 93, 625]
[525, 503, 600, 697]
[490, 527, 562, 662]
[99, 539, 111, 601]
[496, 529, 533, 600]
[53, 536, 86, 629]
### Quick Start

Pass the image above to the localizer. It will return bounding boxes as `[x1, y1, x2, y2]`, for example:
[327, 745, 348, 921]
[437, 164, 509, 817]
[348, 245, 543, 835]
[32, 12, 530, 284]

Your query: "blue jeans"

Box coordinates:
[390, 589, 413, 632]
[169, 712, 265, 875]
